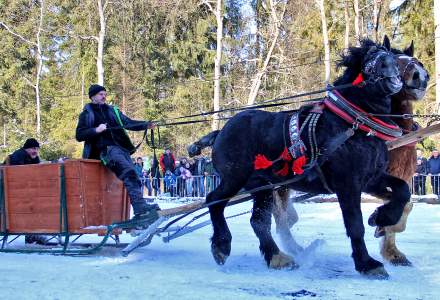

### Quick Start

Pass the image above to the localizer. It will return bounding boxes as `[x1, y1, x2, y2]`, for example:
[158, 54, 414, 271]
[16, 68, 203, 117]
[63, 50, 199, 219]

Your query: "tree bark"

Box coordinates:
[97, 0, 106, 85]
[354, 0, 360, 46]
[212, 0, 223, 130]
[247, 0, 287, 105]
[344, 0, 350, 53]
[435, 0, 440, 113]
[35, 0, 44, 136]
[317, 0, 330, 84]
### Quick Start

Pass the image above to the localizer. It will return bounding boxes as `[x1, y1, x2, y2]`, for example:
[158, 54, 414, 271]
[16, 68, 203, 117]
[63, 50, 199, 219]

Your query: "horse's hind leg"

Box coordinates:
[252, 190, 297, 269]
[206, 180, 243, 265]
[273, 188, 303, 256]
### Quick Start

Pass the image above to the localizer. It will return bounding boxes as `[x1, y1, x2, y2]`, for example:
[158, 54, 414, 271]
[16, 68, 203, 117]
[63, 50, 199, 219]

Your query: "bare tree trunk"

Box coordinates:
[2, 119, 6, 147]
[97, 0, 106, 85]
[435, 0, 440, 113]
[354, 0, 360, 46]
[81, 64, 85, 107]
[344, 0, 350, 53]
[212, 0, 223, 130]
[34, 0, 44, 136]
[373, 0, 382, 41]
[317, 0, 330, 84]
[247, 0, 287, 105]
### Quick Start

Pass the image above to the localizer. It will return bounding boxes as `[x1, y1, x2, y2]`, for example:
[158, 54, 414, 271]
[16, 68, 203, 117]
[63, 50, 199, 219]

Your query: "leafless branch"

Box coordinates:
[0, 21, 37, 47]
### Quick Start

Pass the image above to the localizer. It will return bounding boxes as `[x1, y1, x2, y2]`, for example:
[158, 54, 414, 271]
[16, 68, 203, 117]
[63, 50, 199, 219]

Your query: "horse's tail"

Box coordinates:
[187, 130, 221, 157]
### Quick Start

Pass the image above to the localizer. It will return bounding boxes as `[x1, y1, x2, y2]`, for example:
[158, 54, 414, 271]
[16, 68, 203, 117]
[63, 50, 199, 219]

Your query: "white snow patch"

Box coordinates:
[0, 202, 439, 299]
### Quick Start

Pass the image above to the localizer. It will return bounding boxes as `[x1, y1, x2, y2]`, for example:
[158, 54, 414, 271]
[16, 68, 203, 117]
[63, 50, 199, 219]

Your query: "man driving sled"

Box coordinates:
[76, 84, 160, 220]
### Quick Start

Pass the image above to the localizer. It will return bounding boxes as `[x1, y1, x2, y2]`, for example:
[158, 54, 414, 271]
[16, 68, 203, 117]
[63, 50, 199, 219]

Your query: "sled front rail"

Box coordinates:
[0, 160, 130, 255]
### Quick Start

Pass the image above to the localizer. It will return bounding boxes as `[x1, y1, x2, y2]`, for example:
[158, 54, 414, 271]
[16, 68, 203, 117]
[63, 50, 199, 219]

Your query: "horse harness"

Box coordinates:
[254, 89, 403, 192]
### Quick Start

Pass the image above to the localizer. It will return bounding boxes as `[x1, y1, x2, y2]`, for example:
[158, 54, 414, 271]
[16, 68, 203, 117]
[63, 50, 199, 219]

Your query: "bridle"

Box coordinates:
[395, 54, 426, 90]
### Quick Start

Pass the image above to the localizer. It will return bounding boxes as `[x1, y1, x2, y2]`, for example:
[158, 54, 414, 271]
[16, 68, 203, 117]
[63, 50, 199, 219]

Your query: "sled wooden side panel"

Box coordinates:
[2, 159, 130, 234]
[4, 164, 61, 233]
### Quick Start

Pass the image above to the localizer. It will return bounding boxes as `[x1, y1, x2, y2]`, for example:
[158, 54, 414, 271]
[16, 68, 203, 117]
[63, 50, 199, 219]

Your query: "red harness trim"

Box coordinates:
[332, 90, 400, 130]
[325, 91, 400, 141]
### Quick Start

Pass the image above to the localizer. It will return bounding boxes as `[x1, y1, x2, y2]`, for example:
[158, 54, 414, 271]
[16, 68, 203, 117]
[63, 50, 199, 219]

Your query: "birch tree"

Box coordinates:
[247, 0, 287, 105]
[435, 0, 440, 112]
[317, 0, 330, 84]
[201, 0, 224, 130]
[354, 0, 360, 46]
[0, 0, 45, 136]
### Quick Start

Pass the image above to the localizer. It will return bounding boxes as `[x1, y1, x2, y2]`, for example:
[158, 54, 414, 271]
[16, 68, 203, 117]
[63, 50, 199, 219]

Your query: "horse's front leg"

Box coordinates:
[335, 188, 389, 278]
[367, 173, 411, 228]
[376, 202, 413, 266]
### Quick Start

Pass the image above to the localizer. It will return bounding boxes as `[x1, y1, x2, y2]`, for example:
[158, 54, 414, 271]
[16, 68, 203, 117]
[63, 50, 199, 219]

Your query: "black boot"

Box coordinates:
[25, 235, 49, 245]
[131, 199, 160, 221]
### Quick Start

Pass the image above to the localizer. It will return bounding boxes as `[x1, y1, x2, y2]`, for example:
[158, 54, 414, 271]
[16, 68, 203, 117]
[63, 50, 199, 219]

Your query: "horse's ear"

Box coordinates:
[382, 35, 391, 51]
[404, 40, 414, 56]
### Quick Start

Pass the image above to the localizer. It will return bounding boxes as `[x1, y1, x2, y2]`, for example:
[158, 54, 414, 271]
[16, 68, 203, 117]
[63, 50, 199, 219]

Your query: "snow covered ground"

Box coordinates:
[1, 201, 439, 300]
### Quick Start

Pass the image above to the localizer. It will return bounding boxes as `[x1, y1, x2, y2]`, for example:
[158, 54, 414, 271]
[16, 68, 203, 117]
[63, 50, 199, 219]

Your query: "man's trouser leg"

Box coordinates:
[103, 146, 157, 215]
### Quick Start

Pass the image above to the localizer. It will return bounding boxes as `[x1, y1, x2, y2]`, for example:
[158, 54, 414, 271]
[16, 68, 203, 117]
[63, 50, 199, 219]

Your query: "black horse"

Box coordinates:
[190, 37, 409, 278]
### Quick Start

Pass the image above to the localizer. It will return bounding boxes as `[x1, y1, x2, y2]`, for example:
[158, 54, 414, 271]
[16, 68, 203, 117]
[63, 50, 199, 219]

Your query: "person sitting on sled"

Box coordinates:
[5, 138, 50, 245]
[75, 84, 160, 220]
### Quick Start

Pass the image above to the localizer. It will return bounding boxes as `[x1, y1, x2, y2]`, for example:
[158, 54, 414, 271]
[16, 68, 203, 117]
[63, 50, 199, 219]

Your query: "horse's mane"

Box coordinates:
[333, 39, 383, 86]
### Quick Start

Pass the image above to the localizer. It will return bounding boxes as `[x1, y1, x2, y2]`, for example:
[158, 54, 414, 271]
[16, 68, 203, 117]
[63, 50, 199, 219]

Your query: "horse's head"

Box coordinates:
[338, 36, 403, 98]
[393, 42, 430, 101]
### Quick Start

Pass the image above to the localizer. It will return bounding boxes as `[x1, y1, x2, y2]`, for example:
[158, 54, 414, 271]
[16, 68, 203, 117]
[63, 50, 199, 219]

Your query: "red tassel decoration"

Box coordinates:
[280, 147, 292, 161]
[254, 154, 273, 170]
[292, 155, 307, 175]
[352, 73, 364, 86]
[274, 163, 289, 177]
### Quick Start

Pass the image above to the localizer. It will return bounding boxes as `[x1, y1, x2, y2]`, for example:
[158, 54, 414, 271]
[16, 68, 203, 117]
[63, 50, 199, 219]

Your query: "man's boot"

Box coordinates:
[131, 198, 160, 221]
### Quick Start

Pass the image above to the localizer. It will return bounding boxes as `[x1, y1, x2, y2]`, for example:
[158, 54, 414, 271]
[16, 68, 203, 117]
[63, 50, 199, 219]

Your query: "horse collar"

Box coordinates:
[324, 90, 403, 141]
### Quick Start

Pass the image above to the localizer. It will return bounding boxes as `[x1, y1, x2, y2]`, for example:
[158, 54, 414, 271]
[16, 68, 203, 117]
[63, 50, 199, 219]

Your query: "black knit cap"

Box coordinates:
[88, 84, 106, 99]
[23, 138, 40, 149]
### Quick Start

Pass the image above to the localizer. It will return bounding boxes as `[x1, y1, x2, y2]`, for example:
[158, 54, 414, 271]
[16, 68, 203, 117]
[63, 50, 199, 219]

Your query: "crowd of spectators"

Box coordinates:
[413, 149, 440, 196]
[133, 149, 219, 197]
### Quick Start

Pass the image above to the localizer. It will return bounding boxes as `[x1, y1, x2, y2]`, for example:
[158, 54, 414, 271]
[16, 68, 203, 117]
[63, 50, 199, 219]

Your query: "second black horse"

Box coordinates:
[191, 37, 409, 279]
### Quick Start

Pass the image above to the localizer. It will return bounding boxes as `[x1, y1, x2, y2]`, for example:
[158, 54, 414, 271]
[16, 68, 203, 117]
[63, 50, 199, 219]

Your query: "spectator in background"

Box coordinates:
[180, 163, 193, 197]
[159, 148, 175, 174]
[174, 161, 183, 196]
[205, 157, 218, 193]
[164, 170, 177, 196]
[151, 156, 161, 196]
[414, 149, 428, 195]
[192, 157, 206, 197]
[428, 149, 440, 196]
[142, 168, 152, 197]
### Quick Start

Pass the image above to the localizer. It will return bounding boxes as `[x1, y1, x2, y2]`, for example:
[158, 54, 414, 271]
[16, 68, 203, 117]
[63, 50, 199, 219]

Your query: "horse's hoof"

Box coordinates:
[368, 209, 378, 227]
[390, 256, 412, 267]
[374, 226, 385, 238]
[211, 244, 228, 265]
[363, 266, 389, 280]
[269, 251, 298, 270]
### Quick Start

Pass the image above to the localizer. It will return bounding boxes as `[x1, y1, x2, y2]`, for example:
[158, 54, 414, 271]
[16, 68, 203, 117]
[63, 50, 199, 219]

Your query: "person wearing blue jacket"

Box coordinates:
[428, 149, 440, 196]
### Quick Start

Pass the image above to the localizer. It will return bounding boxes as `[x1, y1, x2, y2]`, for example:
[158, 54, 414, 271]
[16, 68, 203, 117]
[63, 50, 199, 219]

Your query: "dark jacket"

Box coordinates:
[75, 103, 151, 159]
[428, 156, 440, 174]
[192, 158, 206, 176]
[415, 157, 428, 175]
[159, 153, 175, 173]
[8, 148, 40, 165]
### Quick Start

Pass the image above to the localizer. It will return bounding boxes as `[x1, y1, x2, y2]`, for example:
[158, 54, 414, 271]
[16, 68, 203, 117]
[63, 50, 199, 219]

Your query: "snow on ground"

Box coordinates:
[1, 202, 439, 300]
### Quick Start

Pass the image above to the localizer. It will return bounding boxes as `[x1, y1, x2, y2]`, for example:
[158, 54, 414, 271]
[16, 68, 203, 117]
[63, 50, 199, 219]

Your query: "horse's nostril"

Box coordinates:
[413, 71, 420, 80]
